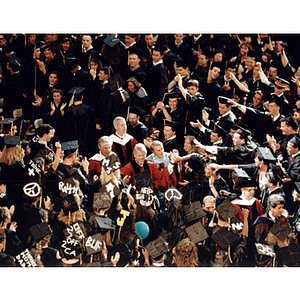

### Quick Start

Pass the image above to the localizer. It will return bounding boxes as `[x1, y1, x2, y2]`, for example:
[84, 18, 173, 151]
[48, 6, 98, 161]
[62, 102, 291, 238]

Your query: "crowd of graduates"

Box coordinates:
[2, 33, 300, 267]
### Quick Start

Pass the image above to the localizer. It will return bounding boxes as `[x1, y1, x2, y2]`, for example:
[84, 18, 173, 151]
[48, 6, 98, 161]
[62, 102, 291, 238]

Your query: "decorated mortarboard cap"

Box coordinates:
[216, 198, 239, 221]
[258, 147, 276, 164]
[84, 233, 104, 256]
[135, 187, 155, 207]
[103, 35, 121, 48]
[279, 244, 300, 266]
[183, 201, 206, 223]
[23, 181, 42, 200]
[211, 226, 240, 250]
[255, 243, 276, 257]
[185, 221, 209, 244]
[9, 54, 21, 67]
[274, 76, 289, 88]
[164, 187, 183, 209]
[129, 105, 146, 117]
[269, 219, 292, 242]
[60, 194, 80, 215]
[29, 222, 52, 241]
[100, 180, 121, 199]
[0, 228, 5, 239]
[4, 135, 21, 147]
[289, 135, 300, 148]
[58, 177, 80, 197]
[60, 236, 82, 260]
[134, 170, 154, 190]
[145, 235, 169, 260]
[95, 216, 116, 231]
[100, 153, 121, 175]
[93, 188, 112, 210]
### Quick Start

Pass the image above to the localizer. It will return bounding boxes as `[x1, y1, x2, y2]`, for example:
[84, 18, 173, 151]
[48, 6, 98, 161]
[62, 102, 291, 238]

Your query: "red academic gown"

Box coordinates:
[88, 151, 119, 181]
[120, 160, 177, 191]
[110, 133, 138, 167]
[232, 197, 264, 225]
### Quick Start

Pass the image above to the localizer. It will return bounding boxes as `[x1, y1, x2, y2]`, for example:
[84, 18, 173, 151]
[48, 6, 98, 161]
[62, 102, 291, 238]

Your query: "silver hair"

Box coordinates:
[150, 140, 163, 151]
[98, 136, 112, 149]
[268, 194, 285, 209]
[113, 116, 126, 128]
[133, 143, 147, 155]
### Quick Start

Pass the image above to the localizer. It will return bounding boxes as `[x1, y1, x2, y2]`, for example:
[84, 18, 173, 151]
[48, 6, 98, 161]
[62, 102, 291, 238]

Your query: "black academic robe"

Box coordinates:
[64, 103, 96, 158]
[123, 66, 148, 87]
[146, 62, 168, 103]
[162, 136, 180, 153]
[208, 111, 237, 134]
[80, 48, 99, 71]
[200, 175, 230, 202]
[274, 133, 298, 161]
[127, 121, 149, 143]
[127, 87, 149, 114]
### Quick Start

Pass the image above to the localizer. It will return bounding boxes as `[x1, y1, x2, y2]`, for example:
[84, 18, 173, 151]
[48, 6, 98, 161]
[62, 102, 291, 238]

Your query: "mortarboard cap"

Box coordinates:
[145, 235, 169, 260]
[179, 182, 200, 205]
[29, 222, 52, 241]
[103, 35, 121, 48]
[9, 54, 21, 67]
[58, 177, 80, 197]
[258, 147, 276, 164]
[100, 153, 121, 175]
[163, 92, 183, 103]
[279, 244, 300, 266]
[185, 221, 209, 244]
[23, 182, 42, 200]
[218, 96, 233, 106]
[84, 233, 104, 256]
[274, 76, 289, 89]
[129, 105, 146, 117]
[247, 50, 257, 60]
[183, 201, 206, 223]
[233, 120, 251, 140]
[134, 170, 154, 190]
[93, 189, 112, 210]
[289, 135, 300, 149]
[0, 228, 5, 240]
[269, 219, 292, 242]
[211, 226, 240, 250]
[216, 198, 239, 221]
[68, 87, 85, 98]
[100, 180, 121, 199]
[233, 167, 257, 188]
[282, 116, 299, 131]
[0, 117, 17, 125]
[60, 194, 80, 215]
[135, 186, 155, 207]
[212, 121, 227, 138]
[95, 216, 116, 232]
[60, 236, 82, 260]
[269, 98, 283, 108]
[255, 243, 276, 257]
[4, 135, 21, 148]
[163, 119, 180, 131]
[61, 140, 78, 156]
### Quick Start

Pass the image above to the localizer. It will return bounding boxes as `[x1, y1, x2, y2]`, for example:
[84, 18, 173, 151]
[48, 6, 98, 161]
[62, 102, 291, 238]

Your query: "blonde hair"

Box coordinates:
[0, 145, 21, 165]
[175, 238, 198, 267]
[100, 168, 120, 186]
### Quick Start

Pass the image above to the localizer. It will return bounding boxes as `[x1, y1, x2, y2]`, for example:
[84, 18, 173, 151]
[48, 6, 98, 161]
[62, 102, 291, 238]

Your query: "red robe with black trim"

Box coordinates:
[110, 133, 138, 167]
[120, 160, 177, 191]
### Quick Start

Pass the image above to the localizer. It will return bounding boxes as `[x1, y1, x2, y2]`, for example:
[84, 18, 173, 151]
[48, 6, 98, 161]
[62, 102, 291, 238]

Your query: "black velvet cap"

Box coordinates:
[29, 222, 52, 241]
[216, 198, 239, 221]
[145, 235, 169, 260]
[211, 226, 239, 249]
[185, 221, 209, 244]
[269, 219, 292, 242]
[183, 201, 206, 223]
